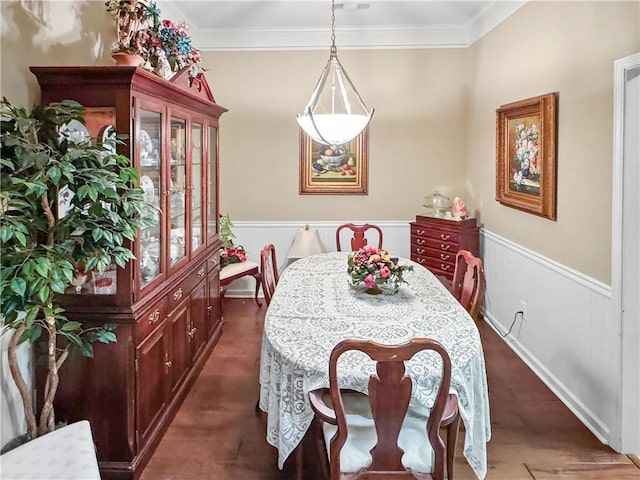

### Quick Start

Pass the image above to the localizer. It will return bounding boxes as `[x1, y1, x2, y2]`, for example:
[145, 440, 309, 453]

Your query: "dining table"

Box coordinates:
[258, 251, 491, 479]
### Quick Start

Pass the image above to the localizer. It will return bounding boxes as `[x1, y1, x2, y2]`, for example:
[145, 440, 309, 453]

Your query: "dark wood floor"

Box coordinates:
[141, 299, 640, 480]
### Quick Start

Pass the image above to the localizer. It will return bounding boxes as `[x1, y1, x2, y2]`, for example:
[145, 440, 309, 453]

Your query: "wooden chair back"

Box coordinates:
[260, 244, 279, 306]
[325, 338, 453, 480]
[451, 250, 485, 321]
[335, 223, 383, 252]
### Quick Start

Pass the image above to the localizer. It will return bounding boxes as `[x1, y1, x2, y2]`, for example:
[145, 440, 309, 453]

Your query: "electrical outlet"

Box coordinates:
[519, 300, 527, 321]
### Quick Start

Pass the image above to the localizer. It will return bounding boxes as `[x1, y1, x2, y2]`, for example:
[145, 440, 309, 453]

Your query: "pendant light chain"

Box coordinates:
[330, 0, 337, 56]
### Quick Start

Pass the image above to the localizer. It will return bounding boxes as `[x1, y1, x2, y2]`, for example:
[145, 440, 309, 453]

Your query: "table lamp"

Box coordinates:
[286, 225, 327, 262]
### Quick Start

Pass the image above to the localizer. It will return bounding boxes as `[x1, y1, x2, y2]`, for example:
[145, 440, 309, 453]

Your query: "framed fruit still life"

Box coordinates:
[299, 127, 369, 195]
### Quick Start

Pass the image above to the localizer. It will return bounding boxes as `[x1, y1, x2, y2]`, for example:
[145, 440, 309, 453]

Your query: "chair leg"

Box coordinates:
[446, 414, 462, 479]
[314, 417, 330, 480]
[252, 272, 263, 306]
[295, 442, 304, 480]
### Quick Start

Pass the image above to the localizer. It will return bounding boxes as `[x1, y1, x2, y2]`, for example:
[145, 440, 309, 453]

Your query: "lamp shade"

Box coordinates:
[287, 226, 327, 260]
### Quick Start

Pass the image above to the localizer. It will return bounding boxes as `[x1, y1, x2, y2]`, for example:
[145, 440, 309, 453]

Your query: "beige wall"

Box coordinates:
[203, 48, 469, 221]
[1, 0, 114, 106]
[466, 1, 639, 283]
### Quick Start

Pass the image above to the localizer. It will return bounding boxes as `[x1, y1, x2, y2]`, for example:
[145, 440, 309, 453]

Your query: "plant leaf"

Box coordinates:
[10, 277, 26, 296]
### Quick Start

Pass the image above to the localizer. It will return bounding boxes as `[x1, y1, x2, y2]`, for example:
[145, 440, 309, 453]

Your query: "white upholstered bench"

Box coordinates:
[0, 420, 100, 479]
[220, 261, 262, 306]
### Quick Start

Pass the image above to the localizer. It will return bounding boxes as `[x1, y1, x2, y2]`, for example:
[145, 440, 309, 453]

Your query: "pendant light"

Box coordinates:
[297, 0, 374, 146]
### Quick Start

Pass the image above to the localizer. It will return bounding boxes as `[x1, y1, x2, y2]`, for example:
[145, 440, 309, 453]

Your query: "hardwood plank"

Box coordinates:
[527, 462, 640, 479]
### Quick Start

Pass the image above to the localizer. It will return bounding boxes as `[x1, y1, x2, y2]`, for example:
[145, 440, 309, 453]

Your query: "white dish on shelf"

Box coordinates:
[140, 175, 155, 203]
[139, 129, 154, 158]
[59, 119, 90, 144]
[101, 125, 117, 153]
[140, 156, 159, 167]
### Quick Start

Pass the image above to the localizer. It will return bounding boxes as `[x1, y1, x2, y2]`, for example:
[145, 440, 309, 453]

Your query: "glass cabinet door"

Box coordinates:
[191, 123, 204, 253]
[139, 109, 163, 287]
[169, 117, 187, 266]
[207, 125, 218, 241]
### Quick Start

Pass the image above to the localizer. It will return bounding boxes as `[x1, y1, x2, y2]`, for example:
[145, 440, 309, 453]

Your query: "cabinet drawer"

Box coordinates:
[411, 235, 459, 252]
[137, 296, 169, 341]
[412, 254, 455, 276]
[167, 261, 207, 311]
[411, 245, 456, 265]
[410, 224, 460, 243]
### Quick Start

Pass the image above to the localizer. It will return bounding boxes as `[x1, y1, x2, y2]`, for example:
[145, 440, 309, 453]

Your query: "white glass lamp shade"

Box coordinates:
[297, 114, 370, 146]
[297, 55, 374, 146]
[287, 226, 327, 260]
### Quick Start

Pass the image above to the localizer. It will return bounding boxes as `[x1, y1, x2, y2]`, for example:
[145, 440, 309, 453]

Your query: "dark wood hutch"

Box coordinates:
[31, 66, 227, 480]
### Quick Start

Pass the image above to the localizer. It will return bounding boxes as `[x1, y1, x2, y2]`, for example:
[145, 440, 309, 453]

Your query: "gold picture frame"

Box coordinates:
[496, 92, 558, 220]
[299, 128, 369, 195]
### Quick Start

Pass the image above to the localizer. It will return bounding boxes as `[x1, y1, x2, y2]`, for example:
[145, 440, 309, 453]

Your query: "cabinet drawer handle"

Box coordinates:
[416, 248, 425, 255]
[417, 258, 425, 265]
[440, 244, 451, 251]
[416, 229, 425, 235]
[416, 239, 425, 246]
[441, 264, 450, 271]
[165, 360, 172, 368]
[197, 268, 206, 278]
[173, 288, 183, 301]
[210, 259, 218, 268]
[207, 305, 213, 312]
[148, 310, 160, 324]
[440, 234, 451, 240]
[440, 253, 450, 261]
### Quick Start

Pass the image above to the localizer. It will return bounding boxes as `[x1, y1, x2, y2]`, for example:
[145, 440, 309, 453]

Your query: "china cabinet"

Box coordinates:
[31, 66, 227, 480]
[410, 215, 480, 281]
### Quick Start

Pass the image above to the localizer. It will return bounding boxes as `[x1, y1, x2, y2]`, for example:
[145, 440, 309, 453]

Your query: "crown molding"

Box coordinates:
[157, 1, 527, 52]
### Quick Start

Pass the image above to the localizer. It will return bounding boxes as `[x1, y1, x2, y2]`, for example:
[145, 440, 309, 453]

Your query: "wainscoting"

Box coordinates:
[481, 229, 617, 446]
[223, 221, 412, 297]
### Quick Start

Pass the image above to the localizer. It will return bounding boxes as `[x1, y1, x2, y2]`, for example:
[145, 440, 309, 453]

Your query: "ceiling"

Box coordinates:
[155, 1, 527, 51]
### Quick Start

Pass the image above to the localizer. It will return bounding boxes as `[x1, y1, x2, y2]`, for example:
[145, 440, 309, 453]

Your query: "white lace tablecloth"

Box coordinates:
[259, 252, 491, 479]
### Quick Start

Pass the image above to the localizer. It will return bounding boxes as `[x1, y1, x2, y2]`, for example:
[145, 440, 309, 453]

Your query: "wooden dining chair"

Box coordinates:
[260, 244, 280, 306]
[448, 250, 485, 321]
[335, 223, 383, 252]
[309, 338, 461, 480]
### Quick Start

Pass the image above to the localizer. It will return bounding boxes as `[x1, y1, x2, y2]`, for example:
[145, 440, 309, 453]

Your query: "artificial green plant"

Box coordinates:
[0, 98, 154, 440]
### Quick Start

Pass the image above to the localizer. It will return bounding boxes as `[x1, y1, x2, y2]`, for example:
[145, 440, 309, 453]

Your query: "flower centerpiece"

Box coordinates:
[347, 245, 413, 295]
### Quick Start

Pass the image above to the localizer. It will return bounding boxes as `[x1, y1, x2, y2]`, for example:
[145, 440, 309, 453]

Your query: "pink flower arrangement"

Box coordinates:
[347, 245, 413, 293]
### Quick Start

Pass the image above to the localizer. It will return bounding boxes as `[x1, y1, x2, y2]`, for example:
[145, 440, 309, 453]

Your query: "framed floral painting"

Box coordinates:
[495, 92, 558, 220]
[299, 128, 369, 195]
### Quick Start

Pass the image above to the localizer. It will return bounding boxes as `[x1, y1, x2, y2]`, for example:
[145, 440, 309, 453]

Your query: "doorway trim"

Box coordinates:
[612, 52, 640, 455]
